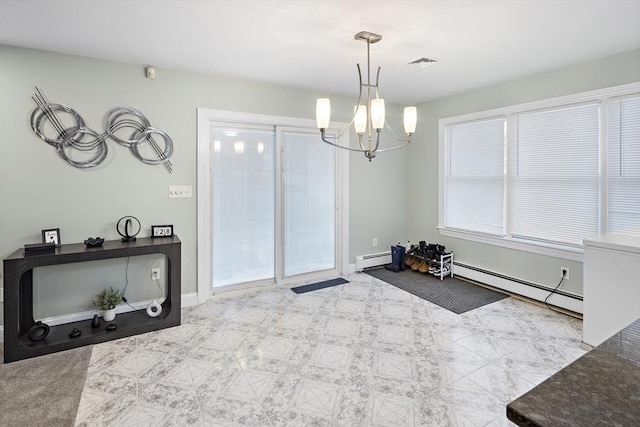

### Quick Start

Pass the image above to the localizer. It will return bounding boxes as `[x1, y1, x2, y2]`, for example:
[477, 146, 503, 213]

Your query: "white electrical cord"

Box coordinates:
[146, 276, 164, 318]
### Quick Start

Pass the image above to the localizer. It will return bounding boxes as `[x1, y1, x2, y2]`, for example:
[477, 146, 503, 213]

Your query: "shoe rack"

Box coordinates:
[406, 245, 454, 281]
[431, 252, 453, 281]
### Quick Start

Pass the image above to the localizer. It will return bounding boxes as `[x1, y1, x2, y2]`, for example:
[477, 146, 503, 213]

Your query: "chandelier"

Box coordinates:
[316, 31, 417, 161]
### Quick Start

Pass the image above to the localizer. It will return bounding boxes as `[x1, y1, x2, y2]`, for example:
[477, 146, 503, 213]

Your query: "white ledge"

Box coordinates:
[438, 227, 584, 262]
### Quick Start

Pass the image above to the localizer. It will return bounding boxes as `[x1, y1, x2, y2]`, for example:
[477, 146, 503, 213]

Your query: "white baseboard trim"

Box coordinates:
[454, 264, 583, 314]
[182, 292, 199, 308]
[0, 292, 199, 344]
[345, 263, 357, 274]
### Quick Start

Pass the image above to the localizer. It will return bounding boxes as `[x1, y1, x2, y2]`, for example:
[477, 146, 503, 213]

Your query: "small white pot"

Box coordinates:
[103, 308, 116, 322]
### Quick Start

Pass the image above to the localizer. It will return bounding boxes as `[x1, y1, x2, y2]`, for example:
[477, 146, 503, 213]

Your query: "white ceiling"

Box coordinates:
[1, 0, 639, 105]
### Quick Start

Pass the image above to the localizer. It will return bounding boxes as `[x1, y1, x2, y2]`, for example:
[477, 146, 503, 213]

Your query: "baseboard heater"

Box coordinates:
[355, 251, 391, 271]
[454, 261, 583, 314]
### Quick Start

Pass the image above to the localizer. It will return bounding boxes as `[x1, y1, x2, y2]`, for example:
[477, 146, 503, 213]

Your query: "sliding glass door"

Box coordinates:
[210, 124, 336, 288]
[281, 128, 335, 277]
[211, 125, 276, 287]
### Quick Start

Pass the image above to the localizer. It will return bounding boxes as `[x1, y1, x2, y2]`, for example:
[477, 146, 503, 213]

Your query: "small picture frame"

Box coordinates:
[41, 228, 61, 247]
[151, 224, 174, 238]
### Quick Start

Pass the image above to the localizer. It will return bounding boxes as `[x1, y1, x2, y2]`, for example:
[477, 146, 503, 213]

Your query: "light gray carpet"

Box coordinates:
[365, 267, 508, 314]
[0, 344, 92, 427]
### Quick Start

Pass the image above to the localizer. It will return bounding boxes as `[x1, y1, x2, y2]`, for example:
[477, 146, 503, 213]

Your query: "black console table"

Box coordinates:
[3, 236, 181, 363]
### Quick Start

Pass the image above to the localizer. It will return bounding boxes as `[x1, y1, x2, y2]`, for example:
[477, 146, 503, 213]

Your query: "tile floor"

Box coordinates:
[74, 272, 586, 426]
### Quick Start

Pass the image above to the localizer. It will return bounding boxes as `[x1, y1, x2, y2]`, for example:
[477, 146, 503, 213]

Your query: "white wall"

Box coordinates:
[408, 48, 640, 296]
[0, 45, 409, 325]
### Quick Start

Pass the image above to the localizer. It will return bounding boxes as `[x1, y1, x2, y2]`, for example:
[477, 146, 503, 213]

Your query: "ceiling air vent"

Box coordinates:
[408, 57, 437, 68]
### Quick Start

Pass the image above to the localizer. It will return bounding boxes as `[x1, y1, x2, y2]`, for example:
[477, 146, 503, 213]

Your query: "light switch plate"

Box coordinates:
[169, 185, 192, 198]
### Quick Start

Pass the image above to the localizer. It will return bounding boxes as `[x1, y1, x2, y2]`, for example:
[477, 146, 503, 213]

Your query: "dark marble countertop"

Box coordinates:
[507, 318, 640, 426]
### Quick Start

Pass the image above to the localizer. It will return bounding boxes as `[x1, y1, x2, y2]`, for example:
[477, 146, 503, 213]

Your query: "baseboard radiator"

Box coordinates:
[454, 262, 583, 314]
[355, 251, 391, 272]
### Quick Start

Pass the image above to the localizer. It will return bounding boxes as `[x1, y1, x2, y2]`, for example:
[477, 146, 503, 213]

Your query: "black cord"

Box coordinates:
[121, 257, 164, 310]
[121, 257, 138, 311]
[544, 271, 566, 312]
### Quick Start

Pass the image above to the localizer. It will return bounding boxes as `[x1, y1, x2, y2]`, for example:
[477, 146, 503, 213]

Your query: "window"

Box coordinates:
[607, 95, 640, 233]
[444, 117, 505, 236]
[508, 103, 600, 247]
[439, 83, 640, 259]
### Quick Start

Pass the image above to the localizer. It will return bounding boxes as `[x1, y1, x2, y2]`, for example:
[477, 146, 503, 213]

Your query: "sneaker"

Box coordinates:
[434, 265, 451, 277]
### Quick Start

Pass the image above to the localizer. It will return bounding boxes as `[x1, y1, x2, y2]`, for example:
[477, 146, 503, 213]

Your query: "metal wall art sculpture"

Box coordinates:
[29, 87, 173, 172]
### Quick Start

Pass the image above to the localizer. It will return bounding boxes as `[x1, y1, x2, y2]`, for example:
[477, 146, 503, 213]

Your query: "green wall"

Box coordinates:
[3, 43, 636, 327]
[0, 45, 409, 325]
[408, 48, 640, 296]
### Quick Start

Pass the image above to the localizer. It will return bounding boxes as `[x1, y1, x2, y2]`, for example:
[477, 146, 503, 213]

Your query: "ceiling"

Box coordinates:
[1, 0, 639, 105]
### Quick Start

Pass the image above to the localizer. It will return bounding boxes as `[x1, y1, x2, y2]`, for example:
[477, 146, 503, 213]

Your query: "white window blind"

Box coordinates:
[608, 95, 640, 234]
[211, 125, 276, 287]
[282, 129, 335, 276]
[508, 102, 600, 246]
[445, 117, 505, 235]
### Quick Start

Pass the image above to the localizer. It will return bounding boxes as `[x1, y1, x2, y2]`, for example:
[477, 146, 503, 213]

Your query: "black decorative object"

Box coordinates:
[151, 225, 174, 238]
[91, 314, 100, 328]
[27, 321, 50, 342]
[41, 228, 61, 247]
[106, 323, 117, 331]
[24, 242, 55, 256]
[84, 237, 105, 248]
[29, 87, 173, 173]
[116, 216, 141, 242]
[68, 328, 81, 338]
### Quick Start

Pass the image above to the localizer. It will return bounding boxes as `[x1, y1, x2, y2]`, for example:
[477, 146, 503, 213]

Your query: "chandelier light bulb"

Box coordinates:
[371, 99, 385, 130]
[404, 107, 417, 134]
[316, 98, 331, 130]
[354, 105, 367, 134]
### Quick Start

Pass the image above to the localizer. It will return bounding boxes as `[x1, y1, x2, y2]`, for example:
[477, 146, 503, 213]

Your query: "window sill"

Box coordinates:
[438, 227, 584, 262]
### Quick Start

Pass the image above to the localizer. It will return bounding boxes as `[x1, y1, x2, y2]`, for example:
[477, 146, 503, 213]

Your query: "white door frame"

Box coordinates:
[196, 108, 349, 303]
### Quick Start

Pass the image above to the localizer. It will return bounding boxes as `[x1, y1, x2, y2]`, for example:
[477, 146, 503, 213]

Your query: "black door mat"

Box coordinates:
[291, 278, 349, 294]
[365, 268, 508, 314]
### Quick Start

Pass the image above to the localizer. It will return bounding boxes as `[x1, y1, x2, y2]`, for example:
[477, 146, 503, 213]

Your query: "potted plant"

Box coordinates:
[93, 287, 124, 321]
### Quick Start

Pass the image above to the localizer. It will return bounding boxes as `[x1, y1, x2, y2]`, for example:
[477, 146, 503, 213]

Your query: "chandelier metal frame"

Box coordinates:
[316, 31, 416, 161]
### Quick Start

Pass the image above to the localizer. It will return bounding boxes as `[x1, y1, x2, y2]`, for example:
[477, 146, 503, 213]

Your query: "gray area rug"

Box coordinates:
[365, 267, 508, 314]
[0, 344, 92, 427]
